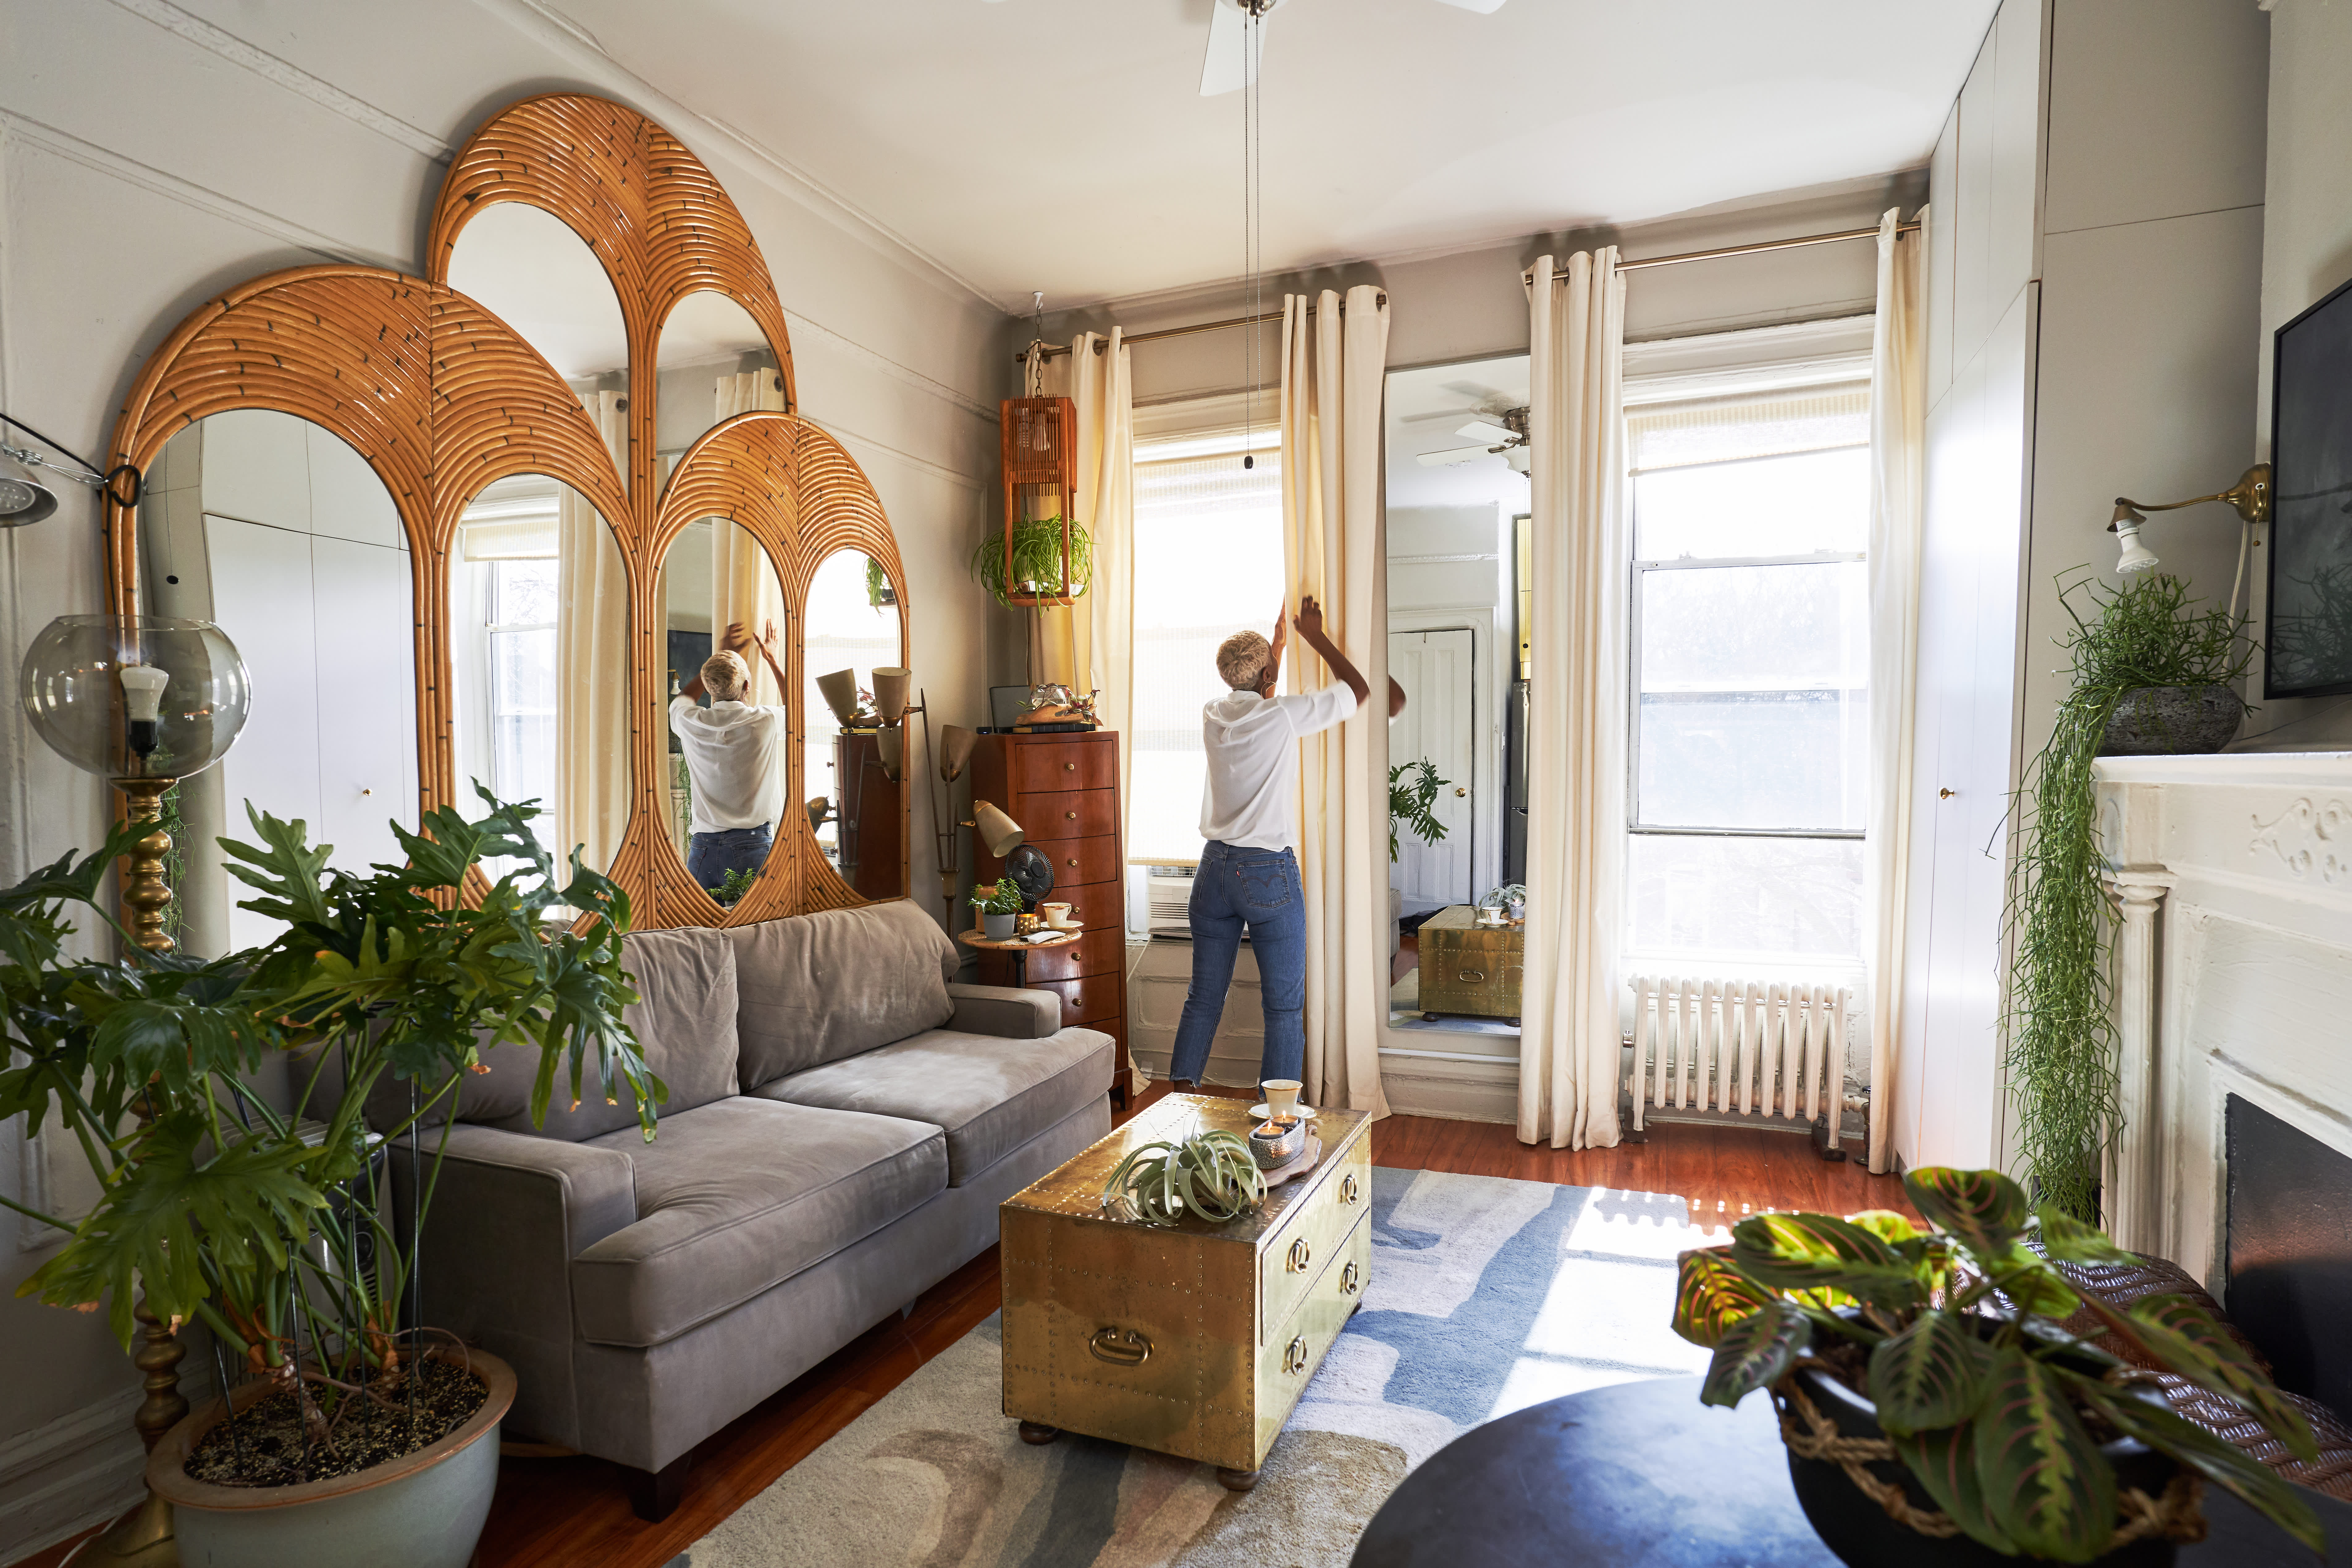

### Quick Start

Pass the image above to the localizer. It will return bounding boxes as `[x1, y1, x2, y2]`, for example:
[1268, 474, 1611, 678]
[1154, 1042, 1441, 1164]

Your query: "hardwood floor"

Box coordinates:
[10, 1084, 1911, 1568]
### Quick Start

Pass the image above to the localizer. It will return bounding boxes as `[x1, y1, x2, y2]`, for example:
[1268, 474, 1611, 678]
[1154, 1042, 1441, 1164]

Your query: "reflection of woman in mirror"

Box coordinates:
[671, 618, 789, 892]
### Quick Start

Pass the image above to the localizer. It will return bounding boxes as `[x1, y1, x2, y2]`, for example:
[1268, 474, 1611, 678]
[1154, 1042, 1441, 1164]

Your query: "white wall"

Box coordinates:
[0, 1, 1005, 1554]
[1897, 0, 2269, 1175]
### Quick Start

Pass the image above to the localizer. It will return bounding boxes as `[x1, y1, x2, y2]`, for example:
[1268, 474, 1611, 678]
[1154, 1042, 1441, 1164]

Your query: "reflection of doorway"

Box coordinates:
[1389, 627, 1475, 916]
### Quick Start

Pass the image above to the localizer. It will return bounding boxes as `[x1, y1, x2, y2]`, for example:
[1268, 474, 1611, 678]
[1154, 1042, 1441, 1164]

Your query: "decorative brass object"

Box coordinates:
[80, 1299, 187, 1566]
[1418, 904, 1526, 1022]
[115, 778, 176, 954]
[1001, 1093, 1372, 1474]
[1340, 1172, 1361, 1207]
[2107, 464, 2273, 579]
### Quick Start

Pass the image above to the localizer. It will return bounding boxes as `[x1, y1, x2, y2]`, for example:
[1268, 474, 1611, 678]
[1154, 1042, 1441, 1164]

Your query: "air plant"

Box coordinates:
[1100, 1126, 1266, 1228]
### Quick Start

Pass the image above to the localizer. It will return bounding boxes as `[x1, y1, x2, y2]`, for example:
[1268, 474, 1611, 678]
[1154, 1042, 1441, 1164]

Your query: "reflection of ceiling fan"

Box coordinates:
[1201, 0, 1508, 96]
[1418, 406, 1530, 473]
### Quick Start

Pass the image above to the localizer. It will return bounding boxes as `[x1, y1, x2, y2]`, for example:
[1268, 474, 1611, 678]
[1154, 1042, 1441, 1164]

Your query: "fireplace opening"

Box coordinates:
[2225, 1093, 2352, 1422]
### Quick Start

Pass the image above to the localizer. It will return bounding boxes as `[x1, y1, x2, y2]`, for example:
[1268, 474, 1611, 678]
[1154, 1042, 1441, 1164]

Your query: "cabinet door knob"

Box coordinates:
[1454, 786, 1466, 797]
[1939, 787, 1955, 799]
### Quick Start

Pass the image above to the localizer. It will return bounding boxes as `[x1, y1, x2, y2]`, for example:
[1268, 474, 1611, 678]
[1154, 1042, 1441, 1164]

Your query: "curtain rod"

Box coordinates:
[1014, 291, 1389, 363]
[1523, 220, 1922, 283]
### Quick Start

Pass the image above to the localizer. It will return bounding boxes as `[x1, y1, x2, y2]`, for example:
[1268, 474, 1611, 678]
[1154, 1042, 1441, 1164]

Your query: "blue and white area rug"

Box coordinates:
[680, 1168, 1715, 1567]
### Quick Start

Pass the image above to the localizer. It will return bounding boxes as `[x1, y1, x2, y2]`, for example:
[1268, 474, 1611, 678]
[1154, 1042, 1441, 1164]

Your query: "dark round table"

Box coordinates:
[1350, 1375, 2352, 1566]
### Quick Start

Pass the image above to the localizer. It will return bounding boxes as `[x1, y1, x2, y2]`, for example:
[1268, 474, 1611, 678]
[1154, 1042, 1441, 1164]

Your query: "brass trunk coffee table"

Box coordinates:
[999, 1093, 1373, 1490]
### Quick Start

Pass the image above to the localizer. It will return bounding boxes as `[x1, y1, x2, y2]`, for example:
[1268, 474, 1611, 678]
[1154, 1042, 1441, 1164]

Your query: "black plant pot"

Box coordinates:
[2099, 684, 2244, 756]
[1782, 1365, 2185, 1568]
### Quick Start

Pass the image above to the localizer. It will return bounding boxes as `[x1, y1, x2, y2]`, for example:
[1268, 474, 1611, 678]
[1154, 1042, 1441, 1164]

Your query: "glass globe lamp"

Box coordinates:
[19, 614, 251, 951]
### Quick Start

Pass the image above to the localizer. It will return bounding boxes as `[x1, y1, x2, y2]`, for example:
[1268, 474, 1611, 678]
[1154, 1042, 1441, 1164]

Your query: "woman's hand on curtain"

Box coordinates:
[753, 617, 788, 691]
[1293, 594, 1372, 709]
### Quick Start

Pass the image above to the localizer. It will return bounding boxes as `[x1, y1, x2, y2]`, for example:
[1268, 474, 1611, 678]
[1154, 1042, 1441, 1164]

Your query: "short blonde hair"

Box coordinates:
[1216, 630, 1271, 691]
[702, 649, 750, 702]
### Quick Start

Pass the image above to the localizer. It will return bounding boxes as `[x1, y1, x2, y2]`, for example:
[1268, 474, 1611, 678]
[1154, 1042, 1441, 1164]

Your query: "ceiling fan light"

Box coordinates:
[0, 449, 59, 528]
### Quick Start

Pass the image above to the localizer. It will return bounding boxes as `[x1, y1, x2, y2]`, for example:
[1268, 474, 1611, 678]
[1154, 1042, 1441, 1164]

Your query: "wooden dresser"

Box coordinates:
[970, 730, 1129, 1095]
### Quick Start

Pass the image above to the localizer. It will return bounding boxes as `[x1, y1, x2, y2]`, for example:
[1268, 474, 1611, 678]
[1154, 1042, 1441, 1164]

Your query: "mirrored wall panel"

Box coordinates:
[804, 548, 905, 898]
[448, 471, 630, 879]
[657, 518, 789, 903]
[139, 409, 417, 956]
[444, 202, 630, 459]
[654, 290, 785, 495]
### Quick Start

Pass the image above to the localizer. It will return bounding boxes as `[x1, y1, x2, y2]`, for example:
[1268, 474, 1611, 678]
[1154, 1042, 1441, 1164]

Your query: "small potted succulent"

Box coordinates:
[1672, 1166, 2322, 1565]
[972, 879, 1022, 940]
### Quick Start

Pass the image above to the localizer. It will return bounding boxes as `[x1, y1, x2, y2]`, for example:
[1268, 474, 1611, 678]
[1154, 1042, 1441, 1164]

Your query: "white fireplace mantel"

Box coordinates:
[2095, 752, 2352, 1286]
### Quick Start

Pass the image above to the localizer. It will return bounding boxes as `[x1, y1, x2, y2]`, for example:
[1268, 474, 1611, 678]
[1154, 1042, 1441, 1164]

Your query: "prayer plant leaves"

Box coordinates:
[1972, 1345, 2117, 1563]
[2034, 1204, 2137, 1265]
[1887, 1423, 2019, 1556]
[1672, 1246, 1773, 1347]
[2065, 1374, 2325, 1554]
[1700, 1298, 1811, 1407]
[2128, 1295, 2318, 1464]
[1903, 1166, 2030, 1257]
[1729, 1210, 1919, 1307]
[1866, 1310, 1995, 1434]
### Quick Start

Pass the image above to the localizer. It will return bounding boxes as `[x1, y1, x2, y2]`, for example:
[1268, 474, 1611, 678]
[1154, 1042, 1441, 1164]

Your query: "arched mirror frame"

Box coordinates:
[100, 92, 911, 930]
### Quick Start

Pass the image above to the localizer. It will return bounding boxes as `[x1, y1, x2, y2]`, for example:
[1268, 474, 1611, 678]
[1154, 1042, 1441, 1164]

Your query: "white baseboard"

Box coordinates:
[0, 1394, 149, 1564]
[1379, 1055, 1517, 1123]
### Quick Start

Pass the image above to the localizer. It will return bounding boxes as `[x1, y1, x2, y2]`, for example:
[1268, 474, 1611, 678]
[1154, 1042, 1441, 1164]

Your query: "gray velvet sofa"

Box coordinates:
[388, 900, 1113, 1520]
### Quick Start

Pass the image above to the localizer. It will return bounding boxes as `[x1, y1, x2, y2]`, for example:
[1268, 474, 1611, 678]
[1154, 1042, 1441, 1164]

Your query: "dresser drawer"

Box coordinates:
[1014, 787, 1118, 842]
[1030, 833, 1119, 888]
[1015, 927, 1122, 983]
[1257, 1124, 1372, 1343]
[1014, 741, 1117, 794]
[1030, 972, 1123, 1027]
[1034, 882, 1122, 933]
[1253, 1215, 1370, 1459]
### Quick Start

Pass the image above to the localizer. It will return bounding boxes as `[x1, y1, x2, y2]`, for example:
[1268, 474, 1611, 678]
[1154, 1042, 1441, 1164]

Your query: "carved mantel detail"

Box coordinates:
[2249, 796, 2352, 883]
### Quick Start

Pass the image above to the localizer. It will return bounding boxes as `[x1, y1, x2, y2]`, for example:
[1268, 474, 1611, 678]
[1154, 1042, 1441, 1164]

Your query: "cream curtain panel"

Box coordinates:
[712, 371, 789, 707]
[1865, 207, 1927, 1174]
[556, 389, 630, 874]
[1030, 331, 1135, 788]
[1519, 250, 1627, 1151]
[1281, 285, 1391, 1118]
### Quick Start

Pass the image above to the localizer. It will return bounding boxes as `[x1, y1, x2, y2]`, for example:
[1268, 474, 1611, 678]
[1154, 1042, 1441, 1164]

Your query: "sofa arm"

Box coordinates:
[946, 981, 1061, 1040]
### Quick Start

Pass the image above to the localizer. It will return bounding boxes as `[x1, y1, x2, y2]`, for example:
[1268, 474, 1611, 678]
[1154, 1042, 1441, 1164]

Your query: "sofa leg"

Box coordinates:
[627, 1454, 692, 1522]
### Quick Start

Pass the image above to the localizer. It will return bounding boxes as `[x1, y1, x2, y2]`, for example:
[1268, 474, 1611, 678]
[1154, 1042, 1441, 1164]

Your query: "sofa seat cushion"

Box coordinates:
[754, 1025, 1114, 1186]
[571, 1098, 945, 1348]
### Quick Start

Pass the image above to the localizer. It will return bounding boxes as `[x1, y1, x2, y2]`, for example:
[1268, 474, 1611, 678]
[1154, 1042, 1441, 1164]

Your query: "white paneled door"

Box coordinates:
[1388, 628, 1475, 915]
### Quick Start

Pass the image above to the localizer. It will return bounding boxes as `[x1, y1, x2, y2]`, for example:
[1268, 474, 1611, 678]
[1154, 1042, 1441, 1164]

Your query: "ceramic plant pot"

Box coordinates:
[147, 1349, 515, 1568]
[982, 910, 1018, 940]
[1781, 1364, 2184, 1568]
[2099, 684, 2244, 756]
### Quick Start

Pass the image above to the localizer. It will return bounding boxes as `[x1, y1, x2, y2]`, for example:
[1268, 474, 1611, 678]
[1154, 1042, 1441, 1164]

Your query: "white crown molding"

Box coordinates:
[782, 310, 994, 425]
[803, 417, 983, 495]
[105, 0, 454, 162]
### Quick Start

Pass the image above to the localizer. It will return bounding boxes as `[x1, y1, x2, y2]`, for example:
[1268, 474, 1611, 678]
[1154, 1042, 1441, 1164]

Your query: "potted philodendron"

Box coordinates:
[2008, 573, 2253, 1220]
[1672, 1166, 2322, 1566]
[972, 878, 1023, 940]
[970, 515, 1094, 607]
[3, 789, 656, 1568]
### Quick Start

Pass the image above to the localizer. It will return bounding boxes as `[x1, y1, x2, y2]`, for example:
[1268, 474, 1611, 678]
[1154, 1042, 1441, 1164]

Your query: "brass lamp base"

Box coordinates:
[83, 1301, 187, 1565]
[114, 777, 179, 956]
[83, 1492, 175, 1567]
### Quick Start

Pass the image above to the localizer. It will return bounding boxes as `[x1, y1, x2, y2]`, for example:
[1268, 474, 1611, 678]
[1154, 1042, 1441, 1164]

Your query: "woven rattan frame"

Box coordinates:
[102, 92, 907, 929]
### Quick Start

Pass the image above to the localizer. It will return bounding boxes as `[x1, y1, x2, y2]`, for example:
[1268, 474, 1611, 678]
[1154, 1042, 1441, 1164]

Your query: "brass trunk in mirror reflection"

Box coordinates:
[105, 91, 915, 933]
[1000, 1094, 1372, 1473]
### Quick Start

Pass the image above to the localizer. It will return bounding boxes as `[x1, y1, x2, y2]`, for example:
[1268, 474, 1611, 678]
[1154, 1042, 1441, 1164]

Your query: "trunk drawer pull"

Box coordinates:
[1340, 1260, 1361, 1297]
[1283, 1335, 1310, 1375]
[1088, 1327, 1151, 1367]
[1286, 1236, 1312, 1273]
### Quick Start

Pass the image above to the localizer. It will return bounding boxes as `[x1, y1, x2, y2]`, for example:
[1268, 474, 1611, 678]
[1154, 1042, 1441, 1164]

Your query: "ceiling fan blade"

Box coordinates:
[1430, 0, 1508, 11]
[1418, 445, 1500, 468]
[1455, 419, 1517, 445]
[1200, 2, 1264, 97]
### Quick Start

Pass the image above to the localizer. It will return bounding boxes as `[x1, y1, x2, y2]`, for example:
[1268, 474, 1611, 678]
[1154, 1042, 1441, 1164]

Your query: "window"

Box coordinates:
[1625, 383, 1870, 965]
[487, 557, 559, 810]
[1128, 439, 1287, 866]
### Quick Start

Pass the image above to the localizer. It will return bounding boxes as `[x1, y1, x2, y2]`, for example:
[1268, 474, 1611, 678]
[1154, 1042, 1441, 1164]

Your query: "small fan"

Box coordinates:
[1200, 0, 1508, 96]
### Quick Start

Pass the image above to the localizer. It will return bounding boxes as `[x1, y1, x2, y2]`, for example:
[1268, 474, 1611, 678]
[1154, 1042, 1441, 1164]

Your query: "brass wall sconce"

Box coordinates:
[2107, 464, 2271, 604]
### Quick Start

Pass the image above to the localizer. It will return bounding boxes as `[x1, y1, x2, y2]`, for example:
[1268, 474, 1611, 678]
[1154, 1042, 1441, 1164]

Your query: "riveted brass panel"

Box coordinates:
[1417, 905, 1525, 1019]
[1257, 1132, 1371, 1344]
[1255, 1215, 1371, 1464]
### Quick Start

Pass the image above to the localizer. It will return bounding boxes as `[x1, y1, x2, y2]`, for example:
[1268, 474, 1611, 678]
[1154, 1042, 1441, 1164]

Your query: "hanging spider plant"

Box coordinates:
[970, 516, 1093, 608]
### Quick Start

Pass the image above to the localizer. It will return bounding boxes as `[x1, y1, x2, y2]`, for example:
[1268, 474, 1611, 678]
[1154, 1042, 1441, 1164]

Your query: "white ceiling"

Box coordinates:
[555, 0, 1995, 313]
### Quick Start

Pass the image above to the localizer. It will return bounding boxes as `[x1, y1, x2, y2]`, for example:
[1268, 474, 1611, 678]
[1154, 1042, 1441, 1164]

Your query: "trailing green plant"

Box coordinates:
[1672, 1165, 2321, 1559]
[1100, 1125, 1266, 1227]
[969, 516, 1093, 608]
[0, 787, 655, 1482]
[1388, 759, 1451, 863]
[708, 866, 758, 908]
[2005, 572, 2252, 1220]
[865, 553, 895, 609]
[970, 879, 1023, 916]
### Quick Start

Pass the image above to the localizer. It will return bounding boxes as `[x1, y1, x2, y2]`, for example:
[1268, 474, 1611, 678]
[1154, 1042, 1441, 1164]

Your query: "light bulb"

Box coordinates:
[2115, 518, 2161, 576]
[118, 663, 170, 757]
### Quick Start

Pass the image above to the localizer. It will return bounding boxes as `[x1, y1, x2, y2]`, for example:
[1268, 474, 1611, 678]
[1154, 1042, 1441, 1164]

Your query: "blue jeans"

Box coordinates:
[688, 823, 773, 891]
[1171, 841, 1306, 1086]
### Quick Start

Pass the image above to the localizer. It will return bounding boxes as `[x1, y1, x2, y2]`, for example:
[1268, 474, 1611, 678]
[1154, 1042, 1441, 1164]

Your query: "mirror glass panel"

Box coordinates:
[657, 519, 789, 904]
[139, 409, 417, 956]
[448, 471, 630, 879]
[445, 203, 630, 450]
[654, 291, 782, 494]
[804, 549, 905, 898]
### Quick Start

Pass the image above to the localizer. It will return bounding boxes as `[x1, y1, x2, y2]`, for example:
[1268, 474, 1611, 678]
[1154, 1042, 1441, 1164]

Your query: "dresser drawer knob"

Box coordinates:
[1340, 1173, 1359, 1205]
[1286, 1236, 1312, 1273]
[1088, 1326, 1152, 1367]
[1065, 810, 1078, 820]
[1066, 857, 1079, 868]
[1283, 1335, 1310, 1375]
[1340, 1259, 1361, 1297]
[1064, 761, 1077, 771]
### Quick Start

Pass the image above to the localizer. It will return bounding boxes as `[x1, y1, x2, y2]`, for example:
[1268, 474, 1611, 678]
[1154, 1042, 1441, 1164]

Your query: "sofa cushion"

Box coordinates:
[755, 1024, 1114, 1186]
[345, 925, 740, 1142]
[727, 902, 958, 1087]
[571, 1098, 946, 1347]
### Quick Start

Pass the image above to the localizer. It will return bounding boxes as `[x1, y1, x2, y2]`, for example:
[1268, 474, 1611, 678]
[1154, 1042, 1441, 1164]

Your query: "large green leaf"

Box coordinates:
[1979, 1242, 2083, 1318]
[1971, 1345, 2117, 1562]
[1904, 1166, 2030, 1257]
[1699, 1298, 1811, 1408]
[2127, 1295, 2318, 1464]
[1867, 1310, 1994, 1434]
[1730, 1211, 1921, 1307]
[2034, 1205, 2135, 1265]
[2065, 1374, 2323, 1555]
[217, 803, 337, 930]
[1673, 1247, 1772, 1347]
[1887, 1421, 2018, 1555]
[1845, 1208, 1923, 1246]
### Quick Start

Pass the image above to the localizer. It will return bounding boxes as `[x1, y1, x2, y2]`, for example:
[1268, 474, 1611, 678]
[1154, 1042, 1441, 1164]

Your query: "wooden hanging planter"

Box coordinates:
[998, 396, 1081, 608]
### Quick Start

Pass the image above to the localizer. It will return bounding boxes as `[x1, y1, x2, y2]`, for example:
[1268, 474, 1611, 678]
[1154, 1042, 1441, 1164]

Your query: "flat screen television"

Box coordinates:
[2268, 275, 2352, 697]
